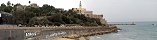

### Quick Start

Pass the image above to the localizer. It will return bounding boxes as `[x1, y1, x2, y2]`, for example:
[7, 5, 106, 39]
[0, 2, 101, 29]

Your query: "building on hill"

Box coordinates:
[15, 3, 26, 11]
[15, 3, 39, 11]
[71, 1, 108, 26]
[30, 3, 39, 8]
[71, 1, 103, 19]
[71, 8, 104, 19]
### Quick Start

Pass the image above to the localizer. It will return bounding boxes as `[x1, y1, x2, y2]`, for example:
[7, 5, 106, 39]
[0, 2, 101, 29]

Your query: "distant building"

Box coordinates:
[71, 1, 103, 19]
[71, 1, 108, 25]
[15, 3, 26, 11]
[71, 8, 103, 19]
[30, 3, 39, 8]
[15, 3, 39, 11]
[0, 12, 14, 24]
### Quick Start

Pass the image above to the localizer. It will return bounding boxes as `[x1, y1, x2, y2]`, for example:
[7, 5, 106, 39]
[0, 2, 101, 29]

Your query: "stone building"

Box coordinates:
[15, 4, 26, 11]
[30, 3, 39, 8]
[15, 3, 39, 11]
[71, 1, 108, 25]
[71, 1, 103, 19]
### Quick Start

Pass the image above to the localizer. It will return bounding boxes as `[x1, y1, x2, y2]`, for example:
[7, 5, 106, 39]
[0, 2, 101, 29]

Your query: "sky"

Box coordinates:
[0, 0, 157, 22]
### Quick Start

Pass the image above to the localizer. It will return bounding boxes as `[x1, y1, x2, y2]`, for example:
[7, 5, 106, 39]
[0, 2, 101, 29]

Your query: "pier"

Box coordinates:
[109, 23, 136, 25]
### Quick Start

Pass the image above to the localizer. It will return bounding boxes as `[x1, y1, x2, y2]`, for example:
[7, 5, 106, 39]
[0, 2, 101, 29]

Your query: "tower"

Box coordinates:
[79, 1, 82, 13]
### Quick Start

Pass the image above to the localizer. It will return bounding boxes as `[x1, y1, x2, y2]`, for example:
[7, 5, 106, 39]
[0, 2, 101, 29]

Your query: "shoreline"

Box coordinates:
[52, 26, 118, 40]
[52, 37, 89, 40]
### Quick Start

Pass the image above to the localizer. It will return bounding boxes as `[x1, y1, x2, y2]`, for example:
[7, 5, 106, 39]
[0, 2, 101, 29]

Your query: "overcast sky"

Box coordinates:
[0, 0, 157, 22]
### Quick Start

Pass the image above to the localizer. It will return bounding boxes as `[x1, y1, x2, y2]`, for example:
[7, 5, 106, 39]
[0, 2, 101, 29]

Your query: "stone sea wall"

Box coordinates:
[52, 26, 118, 40]
[0, 25, 118, 40]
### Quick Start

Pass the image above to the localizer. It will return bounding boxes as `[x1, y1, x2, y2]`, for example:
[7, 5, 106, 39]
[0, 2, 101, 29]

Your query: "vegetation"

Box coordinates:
[0, 1, 102, 26]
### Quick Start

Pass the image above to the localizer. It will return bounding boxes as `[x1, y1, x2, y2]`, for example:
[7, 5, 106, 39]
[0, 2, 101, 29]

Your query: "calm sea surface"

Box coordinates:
[90, 22, 157, 40]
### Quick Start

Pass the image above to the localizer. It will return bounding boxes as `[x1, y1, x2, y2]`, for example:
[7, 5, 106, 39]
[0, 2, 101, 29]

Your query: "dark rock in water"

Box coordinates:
[117, 28, 122, 30]
[152, 24, 155, 25]
[152, 24, 154, 25]
[152, 24, 157, 26]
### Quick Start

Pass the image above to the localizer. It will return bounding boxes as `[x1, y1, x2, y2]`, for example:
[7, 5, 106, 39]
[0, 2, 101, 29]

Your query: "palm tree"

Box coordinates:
[11, 3, 14, 6]
[28, 1, 31, 4]
[7, 1, 11, 6]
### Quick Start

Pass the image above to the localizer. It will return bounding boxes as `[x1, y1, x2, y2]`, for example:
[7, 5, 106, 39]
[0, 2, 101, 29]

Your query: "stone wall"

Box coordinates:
[0, 30, 24, 40]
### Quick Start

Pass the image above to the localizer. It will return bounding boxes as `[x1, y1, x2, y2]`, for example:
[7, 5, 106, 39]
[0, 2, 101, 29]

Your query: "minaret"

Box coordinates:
[79, 1, 82, 13]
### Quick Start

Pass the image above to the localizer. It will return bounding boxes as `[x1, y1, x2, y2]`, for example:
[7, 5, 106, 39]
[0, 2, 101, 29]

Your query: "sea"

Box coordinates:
[90, 22, 157, 40]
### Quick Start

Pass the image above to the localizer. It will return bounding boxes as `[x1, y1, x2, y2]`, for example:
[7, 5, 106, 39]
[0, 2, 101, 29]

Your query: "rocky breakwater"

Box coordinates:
[54, 26, 118, 40]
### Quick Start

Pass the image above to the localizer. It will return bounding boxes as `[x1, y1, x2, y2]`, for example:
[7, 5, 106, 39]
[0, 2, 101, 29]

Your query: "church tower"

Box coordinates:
[79, 1, 82, 13]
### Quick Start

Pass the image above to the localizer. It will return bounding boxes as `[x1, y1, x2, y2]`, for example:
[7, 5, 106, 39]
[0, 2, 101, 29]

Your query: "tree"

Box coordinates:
[28, 1, 31, 4]
[12, 11, 35, 24]
[0, 3, 6, 11]
[3, 6, 13, 13]
[7, 1, 11, 6]
[1, 3, 6, 7]
[11, 3, 14, 6]
[39, 4, 56, 16]
[29, 17, 49, 26]
[0, 3, 13, 13]
[0, 2, 103, 26]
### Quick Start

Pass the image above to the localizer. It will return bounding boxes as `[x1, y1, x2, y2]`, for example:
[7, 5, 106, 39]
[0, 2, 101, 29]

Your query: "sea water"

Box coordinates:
[90, 22, 157, 40]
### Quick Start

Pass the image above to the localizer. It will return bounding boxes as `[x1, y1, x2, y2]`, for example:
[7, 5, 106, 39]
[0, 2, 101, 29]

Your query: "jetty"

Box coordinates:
[109, 23, 136, 25]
